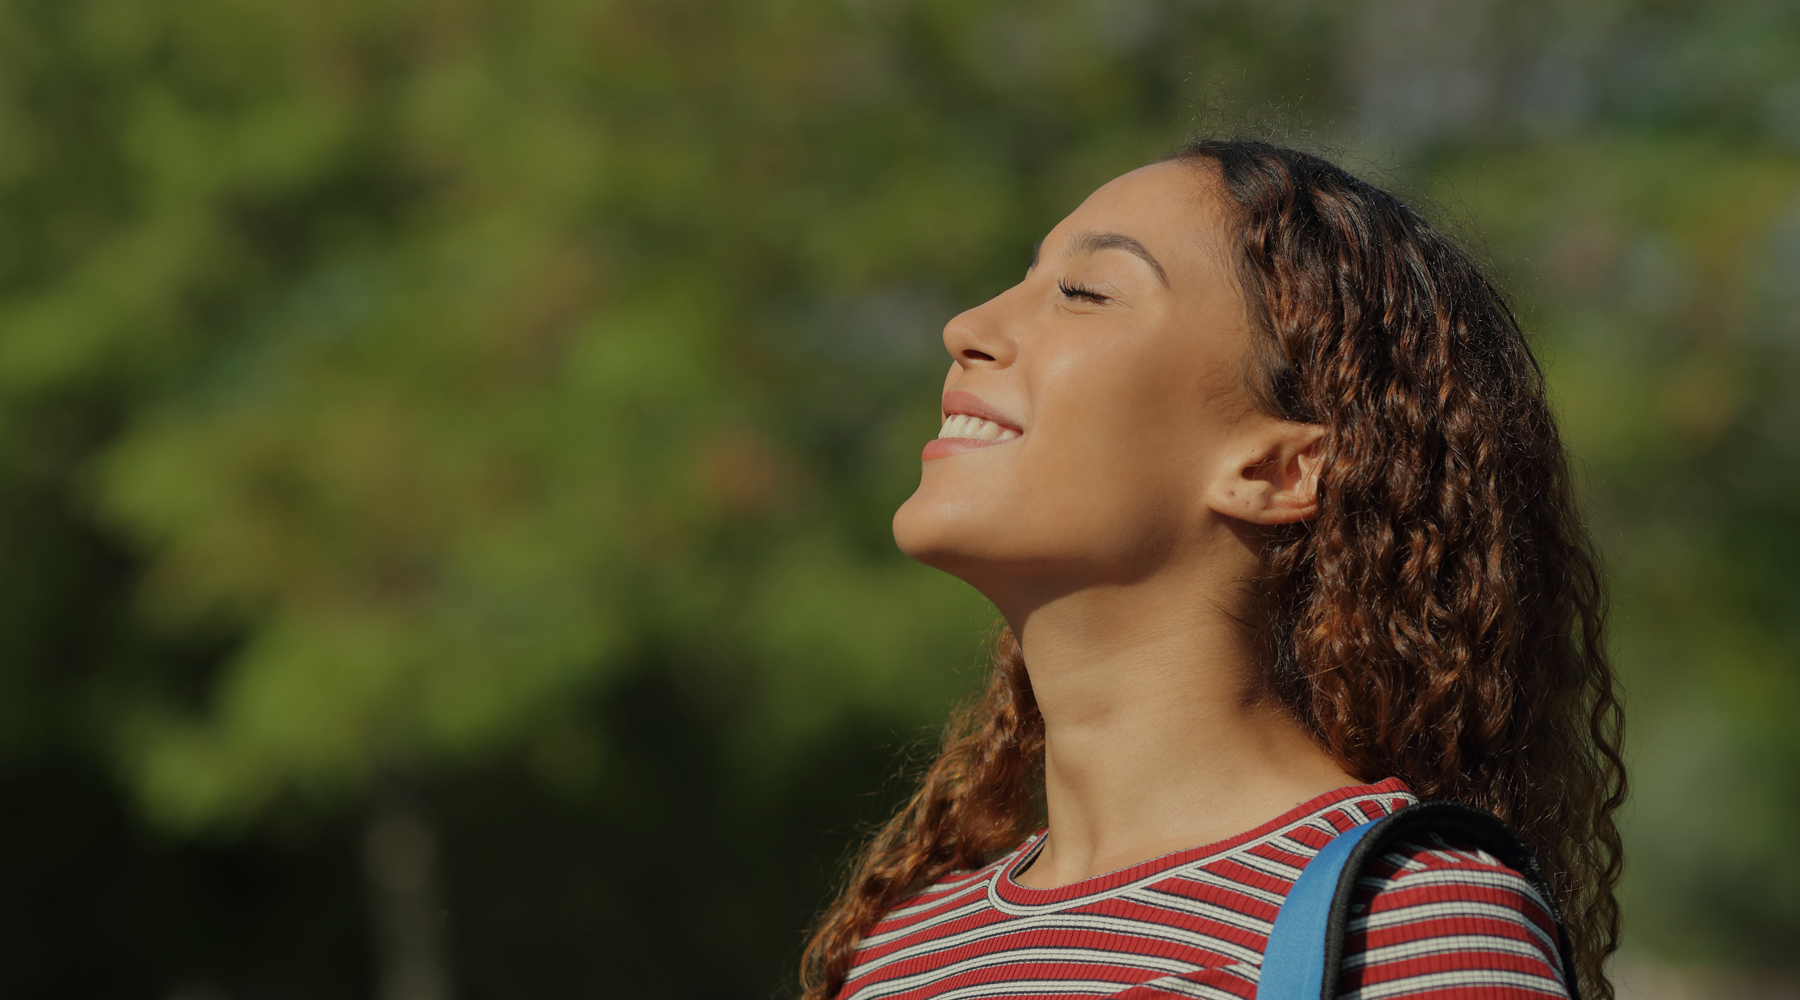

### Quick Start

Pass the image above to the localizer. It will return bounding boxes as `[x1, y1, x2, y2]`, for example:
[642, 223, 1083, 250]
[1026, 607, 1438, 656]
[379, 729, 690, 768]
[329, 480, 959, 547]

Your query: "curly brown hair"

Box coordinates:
[799, 140, 1626, 1000]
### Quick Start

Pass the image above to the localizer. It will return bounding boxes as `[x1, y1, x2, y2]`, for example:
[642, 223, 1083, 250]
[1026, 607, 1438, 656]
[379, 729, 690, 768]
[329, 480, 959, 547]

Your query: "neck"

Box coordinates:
[996, 560, 1356, 890]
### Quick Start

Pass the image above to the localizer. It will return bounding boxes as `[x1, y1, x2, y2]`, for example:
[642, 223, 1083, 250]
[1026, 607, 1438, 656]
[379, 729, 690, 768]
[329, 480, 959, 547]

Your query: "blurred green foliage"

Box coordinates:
[0, 0, 1795, 995]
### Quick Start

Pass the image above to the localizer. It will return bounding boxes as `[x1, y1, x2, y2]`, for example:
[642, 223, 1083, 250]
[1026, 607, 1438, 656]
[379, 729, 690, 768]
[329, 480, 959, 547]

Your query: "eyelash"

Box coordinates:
[1058, 279, 1109, 303]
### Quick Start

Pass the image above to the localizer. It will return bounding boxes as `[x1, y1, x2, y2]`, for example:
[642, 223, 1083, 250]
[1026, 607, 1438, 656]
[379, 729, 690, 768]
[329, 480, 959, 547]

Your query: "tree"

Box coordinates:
[0, 0, 1794, 994]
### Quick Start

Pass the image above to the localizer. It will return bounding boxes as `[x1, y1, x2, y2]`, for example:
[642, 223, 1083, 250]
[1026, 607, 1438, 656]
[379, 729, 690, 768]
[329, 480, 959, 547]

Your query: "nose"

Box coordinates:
[941, 289, 1020, 371]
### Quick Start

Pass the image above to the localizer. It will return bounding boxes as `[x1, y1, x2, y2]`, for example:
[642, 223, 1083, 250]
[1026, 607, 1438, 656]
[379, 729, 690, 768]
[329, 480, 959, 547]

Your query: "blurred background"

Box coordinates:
[0, 0, 1795, 996]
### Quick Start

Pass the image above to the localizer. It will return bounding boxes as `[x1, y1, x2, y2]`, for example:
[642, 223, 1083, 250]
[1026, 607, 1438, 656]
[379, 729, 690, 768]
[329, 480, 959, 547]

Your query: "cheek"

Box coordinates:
[1022, 343, 1216, 517]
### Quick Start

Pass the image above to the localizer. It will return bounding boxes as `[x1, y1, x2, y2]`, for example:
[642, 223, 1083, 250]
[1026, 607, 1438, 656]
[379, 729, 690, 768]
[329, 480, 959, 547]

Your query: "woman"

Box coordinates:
[800, 141, 1625, 1000]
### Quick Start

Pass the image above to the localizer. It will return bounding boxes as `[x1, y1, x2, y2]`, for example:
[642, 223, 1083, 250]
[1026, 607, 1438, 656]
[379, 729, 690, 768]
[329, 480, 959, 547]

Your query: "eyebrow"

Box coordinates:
[1068, 230, 1168, 286]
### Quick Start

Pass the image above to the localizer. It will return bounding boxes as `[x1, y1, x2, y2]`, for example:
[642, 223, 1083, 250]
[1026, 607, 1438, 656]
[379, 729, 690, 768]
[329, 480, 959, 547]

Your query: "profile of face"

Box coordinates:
[891, 161, 1323, 611]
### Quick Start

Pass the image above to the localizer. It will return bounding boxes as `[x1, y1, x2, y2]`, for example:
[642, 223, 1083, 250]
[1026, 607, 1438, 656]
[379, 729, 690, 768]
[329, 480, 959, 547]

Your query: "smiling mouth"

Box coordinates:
[937, 414, 1021, 442]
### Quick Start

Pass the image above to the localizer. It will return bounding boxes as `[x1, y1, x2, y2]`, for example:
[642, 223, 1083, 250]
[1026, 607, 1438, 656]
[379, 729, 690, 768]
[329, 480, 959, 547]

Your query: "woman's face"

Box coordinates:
[893, 161, 1308, 599]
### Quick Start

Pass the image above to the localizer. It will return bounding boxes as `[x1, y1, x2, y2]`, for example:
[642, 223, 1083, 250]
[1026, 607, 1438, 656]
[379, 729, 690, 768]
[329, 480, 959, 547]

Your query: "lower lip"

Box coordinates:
[922, 436, 1018, 460]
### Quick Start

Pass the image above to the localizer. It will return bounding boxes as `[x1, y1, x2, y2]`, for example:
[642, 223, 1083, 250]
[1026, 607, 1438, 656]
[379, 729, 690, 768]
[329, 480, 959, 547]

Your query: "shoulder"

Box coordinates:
[1337, 833, 1570, 1000]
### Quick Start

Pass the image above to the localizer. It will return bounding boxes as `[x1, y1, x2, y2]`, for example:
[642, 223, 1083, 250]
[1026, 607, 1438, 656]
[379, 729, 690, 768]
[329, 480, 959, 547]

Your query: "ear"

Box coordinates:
[1203, 420, 1324, 525]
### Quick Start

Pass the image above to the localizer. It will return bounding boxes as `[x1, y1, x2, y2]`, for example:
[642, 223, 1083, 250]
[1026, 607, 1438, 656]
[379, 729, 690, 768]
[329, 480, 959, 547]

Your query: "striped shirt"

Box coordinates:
[840, 779, 1568, 1000]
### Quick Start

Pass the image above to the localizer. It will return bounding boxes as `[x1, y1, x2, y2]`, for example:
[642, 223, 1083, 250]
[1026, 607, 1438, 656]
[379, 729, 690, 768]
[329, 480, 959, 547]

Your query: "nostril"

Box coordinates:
[962, 349, 996, 361]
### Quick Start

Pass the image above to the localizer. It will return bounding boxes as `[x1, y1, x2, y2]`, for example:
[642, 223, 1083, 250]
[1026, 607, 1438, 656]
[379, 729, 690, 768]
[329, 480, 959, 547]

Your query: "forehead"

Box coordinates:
[1053, 160, 1235, 286]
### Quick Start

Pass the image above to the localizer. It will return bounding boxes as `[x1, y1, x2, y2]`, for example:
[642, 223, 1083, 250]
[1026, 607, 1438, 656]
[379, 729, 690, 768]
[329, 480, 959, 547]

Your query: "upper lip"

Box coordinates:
[941, 390, 1023, 433]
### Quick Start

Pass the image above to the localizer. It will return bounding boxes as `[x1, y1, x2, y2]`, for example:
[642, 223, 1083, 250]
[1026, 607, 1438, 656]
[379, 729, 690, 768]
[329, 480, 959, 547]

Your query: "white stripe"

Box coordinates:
[1268, 825, 1334, 858]
[1340, 967, 1568, 1000]
[846, 947, 1199, 1000]
[1411, 832, 1498, 868]
[881, 884, 988, 923]
[1343, 932, 1563, 980]
[1223, 963, 1260, 984]
[850, 978, 1134, 1000]
[1377, 851, 1432, 875]
[1133, 971, 1252, 1000]
[850, 909, 1266, 982]
[1358, 864, 1554, 908]
[1129, 884, 1278, 936]
[879, 861, 1013, 922]
[856, 896, 992, 951]
[1234, 850, 1306, 881]
[1349, 900, 1559, 957]
[1157, 866, 1287, 907]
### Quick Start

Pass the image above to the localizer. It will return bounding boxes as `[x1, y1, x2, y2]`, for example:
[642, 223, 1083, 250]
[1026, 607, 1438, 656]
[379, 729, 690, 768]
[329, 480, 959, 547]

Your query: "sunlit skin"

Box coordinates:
[892, 161, 1359, 890]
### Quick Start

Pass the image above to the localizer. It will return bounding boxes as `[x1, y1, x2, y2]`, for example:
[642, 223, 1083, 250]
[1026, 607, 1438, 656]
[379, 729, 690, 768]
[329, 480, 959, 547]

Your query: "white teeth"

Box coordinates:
[937, 414, 1021, 441]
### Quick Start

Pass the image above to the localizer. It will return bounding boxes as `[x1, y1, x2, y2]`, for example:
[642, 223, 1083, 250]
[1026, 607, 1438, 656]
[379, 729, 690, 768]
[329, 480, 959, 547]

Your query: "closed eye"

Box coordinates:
[1058, 279, 1109, 303]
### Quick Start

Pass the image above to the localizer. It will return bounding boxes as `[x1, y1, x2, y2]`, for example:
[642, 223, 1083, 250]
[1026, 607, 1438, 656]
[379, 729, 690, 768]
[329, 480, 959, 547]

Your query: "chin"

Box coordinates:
[892, 491, 955, 564]
[893, 489, 998, 572]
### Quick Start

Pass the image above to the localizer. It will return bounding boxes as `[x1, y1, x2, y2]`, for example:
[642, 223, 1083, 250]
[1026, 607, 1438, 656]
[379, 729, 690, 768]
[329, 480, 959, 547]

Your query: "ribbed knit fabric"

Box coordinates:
[840, 778, 1568, 1000]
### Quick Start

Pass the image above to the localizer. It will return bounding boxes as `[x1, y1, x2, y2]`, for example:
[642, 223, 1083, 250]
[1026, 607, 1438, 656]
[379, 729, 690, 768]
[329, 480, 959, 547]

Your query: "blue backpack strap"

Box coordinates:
[1253, 801, 1581, 1000]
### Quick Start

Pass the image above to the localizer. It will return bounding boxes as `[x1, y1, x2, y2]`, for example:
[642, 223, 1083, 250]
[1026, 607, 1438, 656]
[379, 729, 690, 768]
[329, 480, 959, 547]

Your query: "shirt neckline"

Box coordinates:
[987, 776, 1415, 913]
